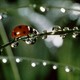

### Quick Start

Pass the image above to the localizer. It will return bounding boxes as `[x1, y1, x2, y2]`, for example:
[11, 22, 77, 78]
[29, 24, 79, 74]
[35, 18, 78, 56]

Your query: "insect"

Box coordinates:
[11, 25, 38, 47]
[12, 25, 30, 39]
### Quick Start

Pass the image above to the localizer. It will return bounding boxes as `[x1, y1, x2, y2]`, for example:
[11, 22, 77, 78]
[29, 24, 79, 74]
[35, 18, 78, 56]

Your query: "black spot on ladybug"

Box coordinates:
[14, 32, 16, 35]
[18, 26, 22, 29]
[25, 26, 28, 28]
[23, 31, 26, 34]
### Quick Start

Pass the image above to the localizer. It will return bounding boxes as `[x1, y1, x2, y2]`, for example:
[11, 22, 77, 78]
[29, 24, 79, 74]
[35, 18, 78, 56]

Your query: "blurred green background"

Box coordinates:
[0, 0, 80, 80]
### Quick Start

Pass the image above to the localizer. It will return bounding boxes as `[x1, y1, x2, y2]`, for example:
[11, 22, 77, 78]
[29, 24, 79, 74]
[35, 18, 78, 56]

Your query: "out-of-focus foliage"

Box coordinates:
[0, 0, 80, 80]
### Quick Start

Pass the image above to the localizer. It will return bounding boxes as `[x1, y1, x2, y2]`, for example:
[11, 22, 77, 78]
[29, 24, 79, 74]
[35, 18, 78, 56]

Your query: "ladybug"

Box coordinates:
[12, 25, 30, 39]
[11, 25, 38, 46]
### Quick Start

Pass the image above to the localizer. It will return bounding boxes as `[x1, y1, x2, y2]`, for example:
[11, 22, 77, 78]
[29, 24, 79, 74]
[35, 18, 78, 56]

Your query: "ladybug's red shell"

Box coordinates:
[12, 25, 30, 38]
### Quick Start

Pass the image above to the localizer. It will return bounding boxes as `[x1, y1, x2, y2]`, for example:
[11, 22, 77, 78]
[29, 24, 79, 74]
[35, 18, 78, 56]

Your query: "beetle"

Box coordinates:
[11, 25, 38, 47]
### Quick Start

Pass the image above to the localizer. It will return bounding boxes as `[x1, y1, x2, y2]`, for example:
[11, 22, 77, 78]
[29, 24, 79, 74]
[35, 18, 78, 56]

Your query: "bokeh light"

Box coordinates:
[2, 58, 7, 63]
[31, 62, 36, 67]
